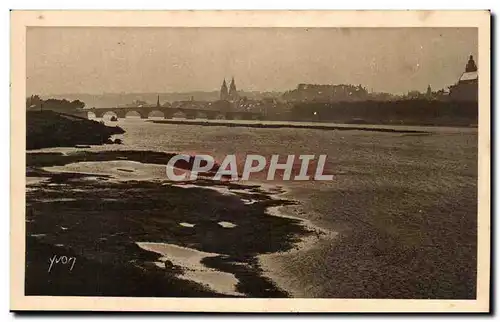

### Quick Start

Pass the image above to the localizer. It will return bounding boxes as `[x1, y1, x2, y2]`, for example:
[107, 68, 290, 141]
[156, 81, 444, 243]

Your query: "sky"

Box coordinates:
[26, 27, 478, 95]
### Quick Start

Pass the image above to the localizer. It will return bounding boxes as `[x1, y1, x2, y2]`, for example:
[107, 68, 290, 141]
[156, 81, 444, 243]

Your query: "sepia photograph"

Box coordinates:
[10, 10, 490, 312]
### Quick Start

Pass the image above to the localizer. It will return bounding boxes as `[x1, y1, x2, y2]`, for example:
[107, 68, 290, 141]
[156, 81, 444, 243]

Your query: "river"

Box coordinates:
[28, 117, 478, 298]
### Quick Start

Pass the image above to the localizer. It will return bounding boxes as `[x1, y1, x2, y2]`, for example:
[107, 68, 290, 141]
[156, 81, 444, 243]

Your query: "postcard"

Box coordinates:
[10, 10, 490, 313]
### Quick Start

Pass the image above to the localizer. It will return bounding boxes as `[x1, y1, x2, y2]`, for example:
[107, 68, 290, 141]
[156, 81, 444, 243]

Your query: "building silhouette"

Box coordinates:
[220, 77, 239, 102]
[465, 54, 478, 73]
[282, 83, 369, 102]
[449, 55, 478, 102]
[220, 79, 229, 101]
[229, 77, 239, 101]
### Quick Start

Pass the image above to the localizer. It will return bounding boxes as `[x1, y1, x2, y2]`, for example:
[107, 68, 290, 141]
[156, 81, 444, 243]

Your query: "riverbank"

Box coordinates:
[289, 99, 478, 127]
[27, 110, 125, 150]
[25, 150, 314, 297]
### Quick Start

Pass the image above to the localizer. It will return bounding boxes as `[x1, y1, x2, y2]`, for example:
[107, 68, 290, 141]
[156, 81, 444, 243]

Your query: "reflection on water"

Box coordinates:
[31, 118, 478, 232]
[30, 117, 478, 298]
[89, 115, 478, 133]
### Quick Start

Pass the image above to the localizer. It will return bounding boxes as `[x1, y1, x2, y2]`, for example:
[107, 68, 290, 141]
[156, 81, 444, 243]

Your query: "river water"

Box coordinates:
[32, 118, 478, 298]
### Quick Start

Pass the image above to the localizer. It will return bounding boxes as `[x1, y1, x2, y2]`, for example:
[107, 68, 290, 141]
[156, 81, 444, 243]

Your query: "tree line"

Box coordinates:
[26, 95, 86, 111]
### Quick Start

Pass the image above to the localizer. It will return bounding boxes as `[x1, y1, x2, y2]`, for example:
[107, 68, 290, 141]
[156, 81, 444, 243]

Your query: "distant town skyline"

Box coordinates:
[27, 27, 477, 96]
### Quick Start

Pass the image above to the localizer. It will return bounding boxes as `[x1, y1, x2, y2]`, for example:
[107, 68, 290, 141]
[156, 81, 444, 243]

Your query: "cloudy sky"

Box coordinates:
[26, 27, 477, 95]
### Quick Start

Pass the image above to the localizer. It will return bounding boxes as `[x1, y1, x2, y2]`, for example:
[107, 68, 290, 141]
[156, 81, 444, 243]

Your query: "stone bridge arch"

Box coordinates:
[147, 110, 165, 119]
[125, 110, 145, 118]
[214, 113, 226, 120]
[102, 111, 119, 119]
[89, 109, 105, 118]
[231, 113, 243, 120]
[195, 111, 208, 119]
[171, 110, 188, 119]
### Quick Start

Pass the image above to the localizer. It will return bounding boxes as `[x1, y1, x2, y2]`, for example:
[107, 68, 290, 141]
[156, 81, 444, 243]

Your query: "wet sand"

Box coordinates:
[135, 242, 243, 296]
[25, 150, 313, 297]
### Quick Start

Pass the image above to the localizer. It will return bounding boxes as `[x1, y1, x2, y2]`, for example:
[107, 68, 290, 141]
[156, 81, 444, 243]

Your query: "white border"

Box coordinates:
[8, 9, 491, 314]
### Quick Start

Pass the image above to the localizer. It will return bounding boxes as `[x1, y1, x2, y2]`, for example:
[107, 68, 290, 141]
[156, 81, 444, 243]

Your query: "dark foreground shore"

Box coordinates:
[27, 110, 125, 150]
[26, 150, 311, 297]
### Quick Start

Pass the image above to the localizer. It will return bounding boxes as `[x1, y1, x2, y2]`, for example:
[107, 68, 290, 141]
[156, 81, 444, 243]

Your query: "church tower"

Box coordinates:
[426, 85, 432, 98]
[465, 55, 478, 73]
[229, 77, 239, 101]
[220, 79, 229, 101]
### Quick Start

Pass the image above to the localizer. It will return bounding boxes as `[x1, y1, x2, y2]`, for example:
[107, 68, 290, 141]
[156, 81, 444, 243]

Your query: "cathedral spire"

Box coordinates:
[229, 77, 236, 90]
[220, 79, 229, 101]
[229, 77, 238, 101]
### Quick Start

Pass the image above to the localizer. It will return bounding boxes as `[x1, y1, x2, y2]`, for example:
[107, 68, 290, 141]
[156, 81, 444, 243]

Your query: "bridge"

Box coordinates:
[87, 104, 264, 120]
